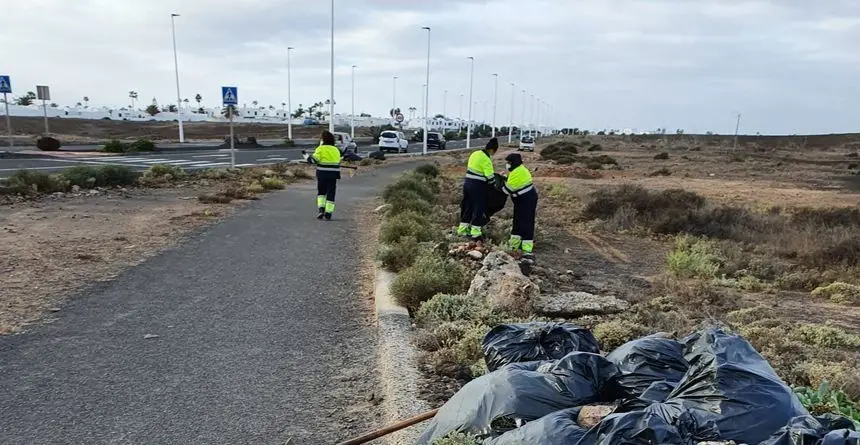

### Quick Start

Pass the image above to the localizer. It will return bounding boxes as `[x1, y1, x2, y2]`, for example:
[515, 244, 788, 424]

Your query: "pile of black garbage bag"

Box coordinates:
[418, 323, 860, 445]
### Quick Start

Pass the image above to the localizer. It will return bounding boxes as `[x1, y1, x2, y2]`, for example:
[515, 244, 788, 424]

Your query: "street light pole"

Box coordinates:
[536, 98, 541, 139]
[392, 76, 398, 117]
[351, 65, 357, 139]
[443, 89, 447, 118]
[422, 26, 431, 156]
[491, 73, 498, 138]
[459, 94, 463, 122]
[466, 56, 474, 150]
[287, 46, 294, 141]
[170, 13, 185, 143]
[328, 0, 335, 132]
[529, 93, 535, 137]
[508, 82, 515, 143]
[520, 89, 525, 139]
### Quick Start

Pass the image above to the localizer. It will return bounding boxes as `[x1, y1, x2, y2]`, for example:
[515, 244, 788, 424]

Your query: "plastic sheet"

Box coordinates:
[605, 334, 689, 402]
[482, 322, 601, 372]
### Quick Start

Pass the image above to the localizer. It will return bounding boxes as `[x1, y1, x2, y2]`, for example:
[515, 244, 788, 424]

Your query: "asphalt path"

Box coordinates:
[0, 161, 424, 444]
[0, 138, 494, 177]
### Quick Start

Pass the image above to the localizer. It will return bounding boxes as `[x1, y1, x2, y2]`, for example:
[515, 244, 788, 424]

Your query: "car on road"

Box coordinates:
[427, 132, 446, 150]
[333, 132, 358, 153]
[519, 135, 535, 152]
[303, 117, 319, 125]
[378, 130, 409, 153]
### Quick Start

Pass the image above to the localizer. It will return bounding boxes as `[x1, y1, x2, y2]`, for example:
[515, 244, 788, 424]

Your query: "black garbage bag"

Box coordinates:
[760, 414, 858, 445]
[822, 429, 860, 444]
[485, 173, 508, 218]
[574, 403, 718, 445]
[342, 151, 362, 162]
[417, 352, 618, 444]
[661, 328, 808, 444]
[482, 322, 601, 372]
[483, 408, 588, 445]
[368, 150, 385, 160]
[605, 334, 689, 401]
[615, 381, 679, 413]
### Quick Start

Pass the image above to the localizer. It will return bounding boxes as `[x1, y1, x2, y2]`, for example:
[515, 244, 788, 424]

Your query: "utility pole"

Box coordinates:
[733, 113, 741, 150]
[351, 65, 357, 139]
[491, 73, 498, 138]
[422, 26, 431, 156]
[170, 13, 185, 143]
[287, 46, 294, 141]
[466, 57, 474, 150]
[508, 82, 515, 143]
[328, 0, 335, 133]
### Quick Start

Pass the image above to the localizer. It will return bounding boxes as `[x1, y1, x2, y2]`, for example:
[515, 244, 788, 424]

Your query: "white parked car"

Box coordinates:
[519, 135, 535, 152]
[333, 132, 357, 153]
[378, 130, 409, 153]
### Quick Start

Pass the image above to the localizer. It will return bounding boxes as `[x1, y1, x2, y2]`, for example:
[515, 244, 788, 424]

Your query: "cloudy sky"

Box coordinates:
[2, 0, 859, 134]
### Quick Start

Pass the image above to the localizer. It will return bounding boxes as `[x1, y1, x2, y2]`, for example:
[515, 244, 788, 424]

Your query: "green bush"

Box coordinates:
[379, 210, 432, 244]
[102, 140, 128, 153]
[143, 164, 186, 180]
[391, 252, 469, 312]
[129, 139, 156, 152]
[811, 282, 860, 305]
[61, 165, 139, 188]
[793, 323, 860, 348]
[667, 236, 723, 278]
[36, 137, 62, 151]
[382, 173, 437, 204]
[593, 320, 649, 351]
[377, 236, 421, 272]
[416, 294, 482, 326]
[795, 382, 860, 422]
[259, 177, 286, 190]
[1, 170, 65, 194]
[384, 189, 433, 215]
[414, 163, 440, 178]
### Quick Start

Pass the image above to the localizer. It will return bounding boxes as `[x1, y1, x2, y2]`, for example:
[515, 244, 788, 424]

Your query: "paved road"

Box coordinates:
[0, 162, 426, 444]
[54, 138, 374, 152]
[0, 138, 493, 177]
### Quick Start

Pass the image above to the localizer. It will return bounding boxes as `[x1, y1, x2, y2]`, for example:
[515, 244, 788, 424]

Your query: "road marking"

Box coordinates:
[137, 159, 177, 164]
[192, 154, 229, 158]
[258, 157, 287, 161]
[45, 158, 153, 167]
[164, 160, 215, 166]
[77, 156, 153, 161]
[194, 162, 230, 167]
[235, 163, 256, 167]
[0, 166, 70, 173]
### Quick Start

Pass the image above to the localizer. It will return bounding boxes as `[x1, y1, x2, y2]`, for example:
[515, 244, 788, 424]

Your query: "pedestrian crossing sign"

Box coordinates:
[0, 76, 11, 94]
[221, 86, 238, 106]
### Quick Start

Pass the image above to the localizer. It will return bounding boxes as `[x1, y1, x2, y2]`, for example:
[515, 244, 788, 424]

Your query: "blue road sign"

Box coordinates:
[222, 86, 238, 106]
[0, 76, 11, 94]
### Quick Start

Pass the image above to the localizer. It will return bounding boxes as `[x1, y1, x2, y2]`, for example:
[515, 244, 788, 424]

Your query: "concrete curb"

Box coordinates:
[374, 269, 432, 445]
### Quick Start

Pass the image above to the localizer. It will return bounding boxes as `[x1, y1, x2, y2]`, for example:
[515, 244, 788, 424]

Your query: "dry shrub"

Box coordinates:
[541, 141, 579, 162]
[376, 236, 421, 272]
[379, 210, 432, 244]
[790, 207, 860, 228]
[390, 252, 469, 312]
[654, 152, 669, 160]
[648, 168, 672, 177]
[198, 194, 233, 204]
[811, 282, 860, 305]
[793, 360, 860, 400]
[592, 320, 649, 352]
[792, 323, 860, 348]
[415, 294, 482, 327]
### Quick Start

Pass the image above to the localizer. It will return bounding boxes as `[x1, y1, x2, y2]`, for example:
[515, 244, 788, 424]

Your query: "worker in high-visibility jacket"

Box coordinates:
[502, 152, 538, 257]
[458, 137, 500, 239]
[307, 130, 342, 220]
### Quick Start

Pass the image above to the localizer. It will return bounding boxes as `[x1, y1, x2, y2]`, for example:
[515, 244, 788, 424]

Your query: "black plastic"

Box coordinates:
[574, 403, 717, 444]
[482, 322, 601, 372]
[417, 352, 618, 444]
[663, 328, 809, 444]
[483, 408, 587, 445]
[761, 414, 859, 445]
[605, 334, 689, 402]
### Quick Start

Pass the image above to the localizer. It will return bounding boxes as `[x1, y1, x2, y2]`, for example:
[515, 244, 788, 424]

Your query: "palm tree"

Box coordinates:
[195, 93, 202, 106]
[252, 100, 258, 107]
[83, 96, 89, 108]
[183, 98, 190, 111]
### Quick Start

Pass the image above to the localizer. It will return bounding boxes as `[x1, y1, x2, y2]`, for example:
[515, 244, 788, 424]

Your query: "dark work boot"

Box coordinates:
[317, 208, 325, 219]
[324, 213, 333, 221]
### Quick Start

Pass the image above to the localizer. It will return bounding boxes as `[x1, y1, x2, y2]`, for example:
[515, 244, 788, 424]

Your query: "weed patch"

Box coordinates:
[379, 210, 433, 244]
[811, 282, 860, 305]
[259, 177, 286, 190]
[377, 236, 421, 272]
[390, 252, 469, 312]
[667, 236, 723, 278]
[592, 320, 650, 351]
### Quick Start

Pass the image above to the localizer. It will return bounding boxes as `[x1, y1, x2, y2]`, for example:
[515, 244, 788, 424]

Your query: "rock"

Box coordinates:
[577, 404, 616, 428]
[373, 203, 391, 214]
[143, 333, 160, 339]
[87, 189, 100, 196]
[466, 250, 483, 260]
[533, 291, 630, 317]
[71, 185, 81, 193]
[467, 251, 539, 316]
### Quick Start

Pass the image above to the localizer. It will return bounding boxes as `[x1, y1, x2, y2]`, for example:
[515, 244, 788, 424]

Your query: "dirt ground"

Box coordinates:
[0, 185, 242, 334]
[4, 116, 372, 144]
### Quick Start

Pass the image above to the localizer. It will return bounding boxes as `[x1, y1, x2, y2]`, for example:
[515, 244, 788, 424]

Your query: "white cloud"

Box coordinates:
[0, 0, 858, 133]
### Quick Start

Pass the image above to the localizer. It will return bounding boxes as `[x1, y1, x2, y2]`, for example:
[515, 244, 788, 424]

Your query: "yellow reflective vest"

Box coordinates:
[503, 165, 535, 197]
[465, 150, 494, 182]
[312, 144, 342, 173]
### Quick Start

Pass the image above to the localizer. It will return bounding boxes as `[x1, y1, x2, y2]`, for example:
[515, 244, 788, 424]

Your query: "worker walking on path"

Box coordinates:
[502, 152, 538, 258]
[458, 137, 500, 240]
[307, 130, 342, 220]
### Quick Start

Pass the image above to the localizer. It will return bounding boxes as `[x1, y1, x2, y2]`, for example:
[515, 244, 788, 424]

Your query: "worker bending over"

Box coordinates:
[459, 138, 500, 240]
[308, 130, 342, 220]
[502, 153, 538, 258]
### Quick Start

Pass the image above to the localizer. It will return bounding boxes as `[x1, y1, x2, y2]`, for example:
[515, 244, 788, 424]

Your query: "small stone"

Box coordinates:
[71, 185, 81, 193]
[564, 248, 571, 254]
[373, 203, 391, 214]
[48, 307, 61, 312]
[143, 333, 160, 339]
[466, 250, 484, 260]
[578, 404, 616, 428]
[88, 189, 100, 196]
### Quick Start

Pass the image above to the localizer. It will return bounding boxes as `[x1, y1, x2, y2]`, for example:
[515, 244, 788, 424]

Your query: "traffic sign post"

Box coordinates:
[37, 85, 51, 135]
[222, 87, 238, 169]
[395, 112, 404, 130]
[1, 75, 13, 149]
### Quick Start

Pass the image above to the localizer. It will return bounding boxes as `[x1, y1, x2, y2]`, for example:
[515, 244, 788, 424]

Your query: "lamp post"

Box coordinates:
[466, 56, 474, 150]
[529, 93, 535, 137]
[351, 65, 357, 139]
[520, 89, 526, 139]
[508, 82, 515, 143]
[328, 0, 335, 132]
[422, 26, 431, 156]
[170, 13, 185, 143]
[392, 76, 398, 118]
[443, 89, 447, 118]
[287, 46, 294, 141]
[491, 73, 498, 138]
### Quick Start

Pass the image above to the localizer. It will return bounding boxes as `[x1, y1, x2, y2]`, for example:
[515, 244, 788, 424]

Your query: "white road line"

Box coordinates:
[0, 166, 68, 172]
[192, 154, 230, 158]
[165, 160, 215, 166]
[235, 163, 256, 167]
[44, 158, 153, 167]
[258, 157, 287, 161]
[194, 162, 230, 167]
[76, 156, 152, 161]
[136, 159, 177, 164]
